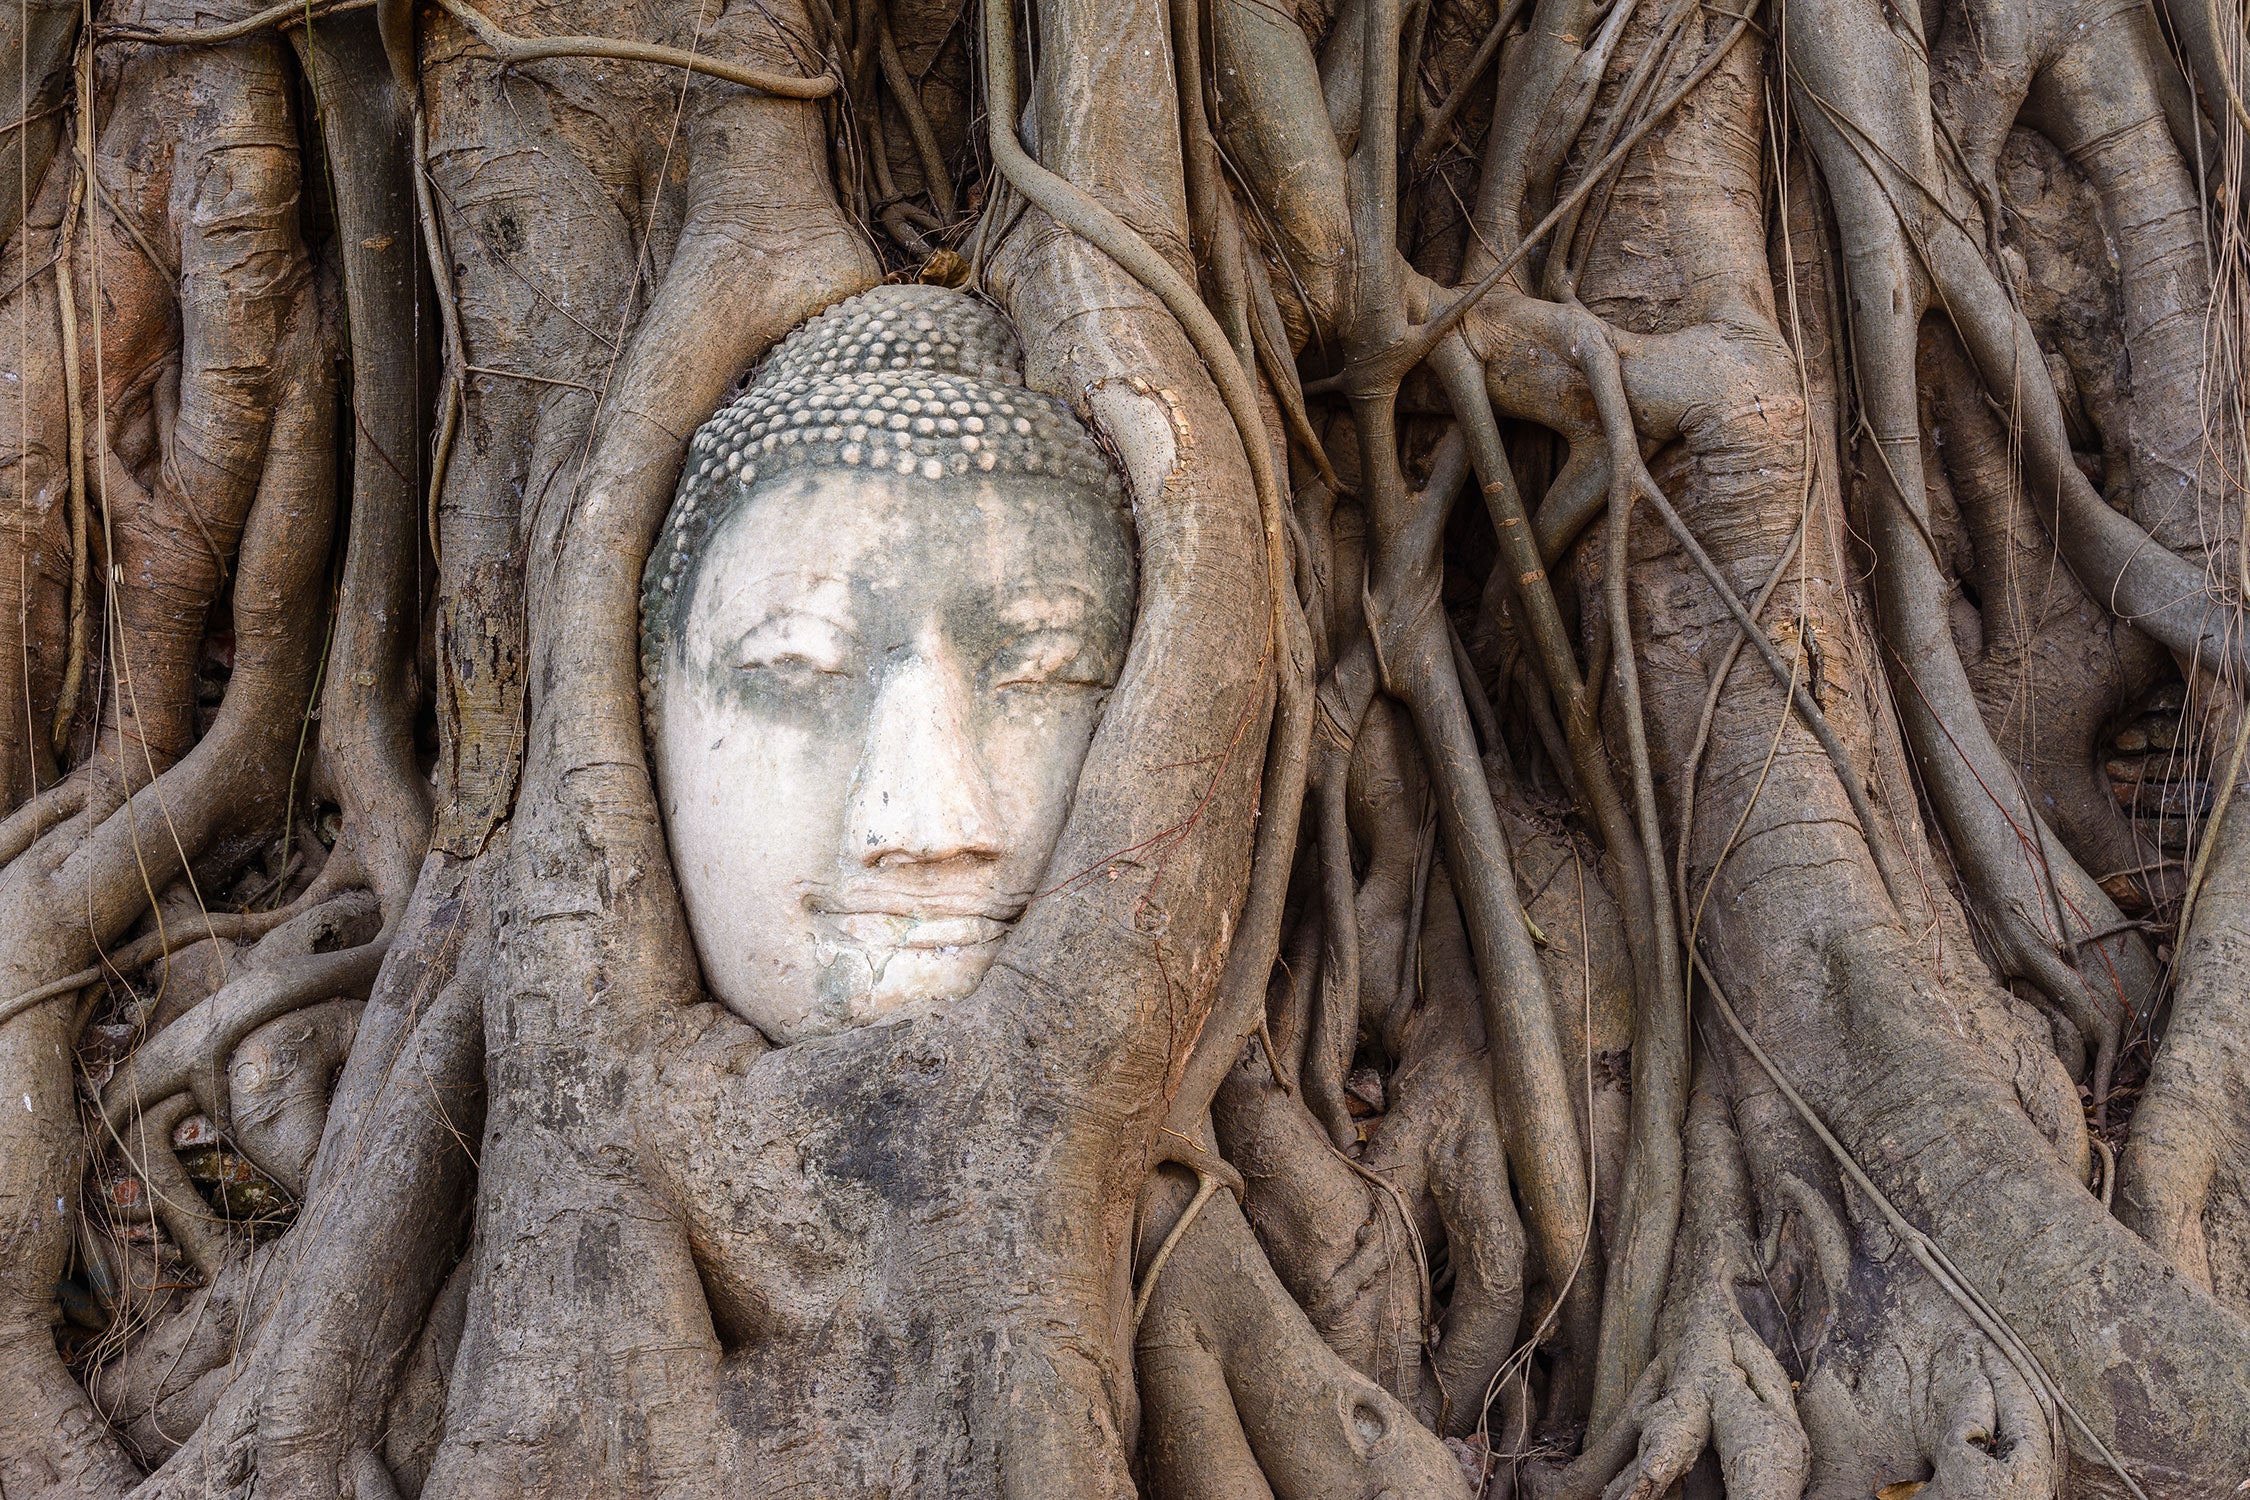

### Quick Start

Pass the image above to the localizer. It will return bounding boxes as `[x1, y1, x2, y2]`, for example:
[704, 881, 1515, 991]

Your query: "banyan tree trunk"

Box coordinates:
[3, 0, 2250, 1492]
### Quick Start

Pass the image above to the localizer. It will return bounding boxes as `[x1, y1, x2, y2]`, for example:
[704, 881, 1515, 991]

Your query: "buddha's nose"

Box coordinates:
[845, 647, 1007, 868]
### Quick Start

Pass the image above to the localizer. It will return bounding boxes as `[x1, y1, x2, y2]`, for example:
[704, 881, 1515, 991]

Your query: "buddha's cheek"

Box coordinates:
[658, 686, 848, 1021]
[982, 695, 1110, 871]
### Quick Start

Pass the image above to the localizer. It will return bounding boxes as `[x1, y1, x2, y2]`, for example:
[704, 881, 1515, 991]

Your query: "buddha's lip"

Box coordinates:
[808, 888, 1028, 923]
[817, 910, 1012, 950]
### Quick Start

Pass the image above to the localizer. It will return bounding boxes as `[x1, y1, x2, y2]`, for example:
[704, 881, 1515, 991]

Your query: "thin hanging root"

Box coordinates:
[0, 895, 319, 1030]
[1587, 482, 1688, 1433]
[875, 14, 954, 222]
[427, 0, 838, 96]
[2180, 689, 2250, 934]
[1447, 614, 1507, 763]
[1303, 725, 1367, 1146]
[1543, 0, 1702, 300]
[1407, 0, 1529, 175]
[1693, 952, 2151, 1500]
[1519, 0, 1643, 219]
[981, 0, 1289, 676]
[410, 107, 467, 572]
[2200, 0, 2250, 135]
[1243, 238, 1341, 493]
[426, 371, 460, 574]
[50, 79, 88, 760]
[98, 0, 373, 46]
[1172, 0, 1264, 445]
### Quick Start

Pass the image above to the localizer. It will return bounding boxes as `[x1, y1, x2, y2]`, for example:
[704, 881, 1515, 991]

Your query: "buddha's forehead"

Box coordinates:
[684, 469, 1132, 630]
[639, 284, 1135, 713]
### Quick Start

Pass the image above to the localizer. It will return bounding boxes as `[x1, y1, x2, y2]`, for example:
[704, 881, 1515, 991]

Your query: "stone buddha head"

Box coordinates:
[642, 286, 1136, 1045]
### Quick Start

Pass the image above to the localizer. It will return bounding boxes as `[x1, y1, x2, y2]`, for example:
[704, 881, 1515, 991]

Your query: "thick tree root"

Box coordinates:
[1139, 1184, 1473, 1500]
[2120, 785, 2250, 1314]
[83, 1239, 286, 1467]
[132, 854, 489, 1500]
[1538, 1069, 1809, 1500]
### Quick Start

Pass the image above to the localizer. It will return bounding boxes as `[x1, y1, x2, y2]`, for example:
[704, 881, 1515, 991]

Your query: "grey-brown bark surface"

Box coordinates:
[4, 0, 2250, 1492]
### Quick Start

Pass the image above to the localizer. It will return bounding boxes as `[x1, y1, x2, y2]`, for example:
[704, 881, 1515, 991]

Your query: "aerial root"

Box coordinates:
[1537, 1064, 1809, 1500]
[0, 773, 95, 866]
[123, 1092, 232, 1281]
[99, 892, 387, 1133]
[1140, 1189, 1474, 1499]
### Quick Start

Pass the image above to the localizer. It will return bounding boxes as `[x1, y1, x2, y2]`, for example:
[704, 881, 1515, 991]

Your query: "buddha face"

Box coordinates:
[655, 467, 1135, 1044]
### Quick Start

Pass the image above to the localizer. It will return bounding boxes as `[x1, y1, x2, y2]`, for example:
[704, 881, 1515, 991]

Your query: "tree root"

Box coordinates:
[1921, 307, 2169, 925]
[11, 0, 2250, 1492]
[225, 997, 363, 1196]
[99, 895, 386, 1136]
[1537, 1065, 1809, 1500]
[297, 13, 437, 927]
[0, 774, 92, 866]
[0, 889, 332, 1031]
[980, 0, 1290, 683]
[2119, 779, 2250, 1314]
[1784, 0, 2158, 1099]
[1696, 951, 2153, 1498]
[110, 1092, 230, 1284]
[83, 1237, 286, 1468]
[1139, 1185, 1474, 1500]
[130, 855, 488, 1500]
[427, 0, 839, 98]
[0, 42, 338, 1471]
[1800, 1329, 2060, 1500]
[98, 0, 373, 47]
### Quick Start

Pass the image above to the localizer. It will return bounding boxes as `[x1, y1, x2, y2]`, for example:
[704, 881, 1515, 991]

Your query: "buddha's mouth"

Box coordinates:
[803, 892, 1027, 1016]
[818, 910, 1012, 952]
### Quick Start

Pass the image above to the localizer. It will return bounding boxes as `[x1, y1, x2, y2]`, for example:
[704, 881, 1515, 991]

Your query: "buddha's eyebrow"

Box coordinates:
[999, 590, 1098, 629]
[704, 570, 857, 628]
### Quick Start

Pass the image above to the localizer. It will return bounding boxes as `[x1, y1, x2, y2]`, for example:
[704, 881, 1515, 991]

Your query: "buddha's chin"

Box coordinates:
[755, 932, 1005, 1044]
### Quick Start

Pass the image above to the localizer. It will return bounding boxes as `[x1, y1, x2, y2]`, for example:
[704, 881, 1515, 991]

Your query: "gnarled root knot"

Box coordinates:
[1139, 1182, 1473, 1499]
[1535, 1066, 1809, 1500]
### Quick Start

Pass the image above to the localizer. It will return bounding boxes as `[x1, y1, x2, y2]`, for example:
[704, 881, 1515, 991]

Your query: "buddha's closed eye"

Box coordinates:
[988, 629, 1113, 692]
[735, 612, 855, 677]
